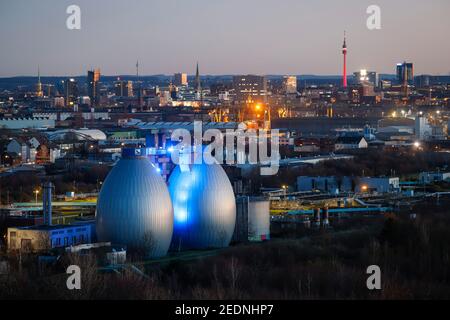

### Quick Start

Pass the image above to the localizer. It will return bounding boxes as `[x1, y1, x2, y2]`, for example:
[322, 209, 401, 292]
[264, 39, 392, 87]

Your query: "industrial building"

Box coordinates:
[297, 176, 352, 193]
[297, 175, 402, 194]
[272, 117, 380, 136]
[7, 182, 92, 252]
[356, 177, 400, 193]
[419, 171, 450, 184]
[7, 224, 92, 252]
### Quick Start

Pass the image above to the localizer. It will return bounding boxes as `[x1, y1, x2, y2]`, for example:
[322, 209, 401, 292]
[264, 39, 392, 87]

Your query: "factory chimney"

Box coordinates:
[42, 182, 53, 226]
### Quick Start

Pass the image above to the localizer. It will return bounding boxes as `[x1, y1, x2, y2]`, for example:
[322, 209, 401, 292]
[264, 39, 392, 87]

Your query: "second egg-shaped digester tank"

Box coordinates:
[96, 148, 173, 258]
[169, 162, 236, 249]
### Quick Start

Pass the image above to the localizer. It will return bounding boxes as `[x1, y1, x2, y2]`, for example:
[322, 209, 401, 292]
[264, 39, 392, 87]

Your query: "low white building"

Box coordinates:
[335, 136, 368, 150]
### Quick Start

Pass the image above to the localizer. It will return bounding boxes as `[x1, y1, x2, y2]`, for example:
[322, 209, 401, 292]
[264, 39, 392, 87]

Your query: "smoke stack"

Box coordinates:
[322, 207, 330, 227]
[313, 208, 321, 228]
[42, 182, 53, 226]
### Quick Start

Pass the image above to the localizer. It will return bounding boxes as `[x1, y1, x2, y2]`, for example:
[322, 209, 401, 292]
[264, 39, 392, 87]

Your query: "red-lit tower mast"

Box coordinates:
[342, 31, 347, 89]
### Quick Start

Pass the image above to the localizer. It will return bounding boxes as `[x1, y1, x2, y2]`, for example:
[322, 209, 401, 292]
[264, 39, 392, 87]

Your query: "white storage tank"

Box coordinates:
[233, 197, 270, 242]
[96, 148, 173, 258]
[248, 199, 270, 241]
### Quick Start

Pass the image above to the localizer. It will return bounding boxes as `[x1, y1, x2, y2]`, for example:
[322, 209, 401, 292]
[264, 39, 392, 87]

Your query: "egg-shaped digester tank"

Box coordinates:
[96, 148, 173, 258]
[169, 162, 236, 250]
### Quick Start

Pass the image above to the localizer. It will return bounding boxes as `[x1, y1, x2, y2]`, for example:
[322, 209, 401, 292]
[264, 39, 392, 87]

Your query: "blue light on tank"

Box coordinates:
[174, 206, 188, 224]
[172, 182, 190, 225]
[168, 161, 236, 249]
[150, 162, 162, 173]
[177, 190, 188, 202]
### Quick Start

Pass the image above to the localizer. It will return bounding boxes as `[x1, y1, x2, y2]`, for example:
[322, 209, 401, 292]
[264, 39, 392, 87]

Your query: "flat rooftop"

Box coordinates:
[12, 223, 92, 231]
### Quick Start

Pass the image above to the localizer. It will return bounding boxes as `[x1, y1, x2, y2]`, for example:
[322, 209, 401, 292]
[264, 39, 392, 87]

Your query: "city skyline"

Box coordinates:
[1, 0, 450, 77]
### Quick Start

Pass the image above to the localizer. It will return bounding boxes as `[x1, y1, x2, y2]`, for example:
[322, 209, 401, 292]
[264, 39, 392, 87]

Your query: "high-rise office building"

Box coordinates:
[174, 73, 188, 87]
[44, 84, 55, 97]
[233, 75, 268, 103]
[396, 62, 414, 85]
[87, 68, 101, 106]
[282, 76, 297, 94]
[63, 78, 78, 106]
[114, 79, 134, 97]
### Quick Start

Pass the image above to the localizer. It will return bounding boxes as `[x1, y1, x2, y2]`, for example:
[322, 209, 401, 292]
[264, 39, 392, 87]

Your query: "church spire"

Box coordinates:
[195, 62, 201, 93]
[195, 62, 203, 106]
[36, 66, 43, 97]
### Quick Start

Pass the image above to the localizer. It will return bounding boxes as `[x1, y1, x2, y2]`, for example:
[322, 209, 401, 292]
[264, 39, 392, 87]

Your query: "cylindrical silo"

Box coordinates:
[168, 162, 236, 250]
[96, 148, 173, 258]
[248, 199, 270, 241]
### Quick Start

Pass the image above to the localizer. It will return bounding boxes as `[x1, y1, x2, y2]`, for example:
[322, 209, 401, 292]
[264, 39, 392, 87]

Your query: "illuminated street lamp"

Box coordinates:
[34, 189, 39, 204]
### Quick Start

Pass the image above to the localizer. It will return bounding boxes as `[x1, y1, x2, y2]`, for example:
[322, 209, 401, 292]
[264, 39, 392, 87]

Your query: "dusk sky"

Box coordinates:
[0, 0, 449, 77]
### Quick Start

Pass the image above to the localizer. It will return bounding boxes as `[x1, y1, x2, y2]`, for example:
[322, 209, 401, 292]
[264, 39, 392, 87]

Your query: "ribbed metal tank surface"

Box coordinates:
[169, 163, 236, 250]
[96, 157, 173, 258]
